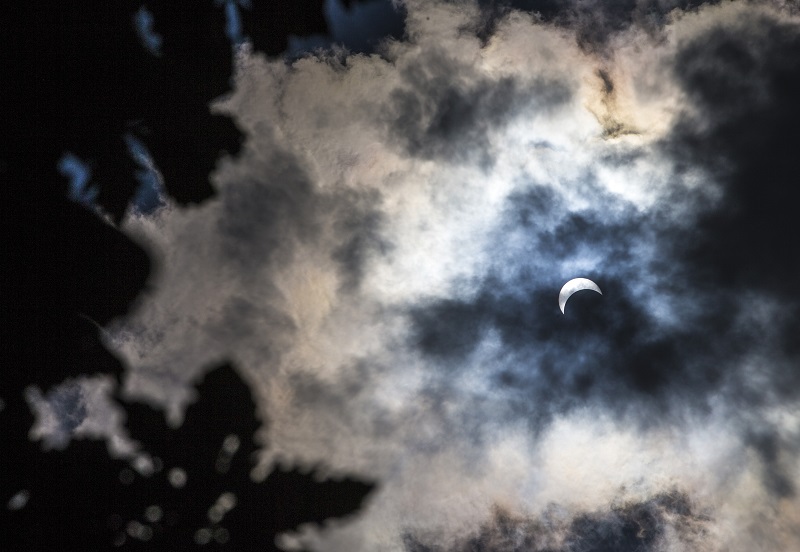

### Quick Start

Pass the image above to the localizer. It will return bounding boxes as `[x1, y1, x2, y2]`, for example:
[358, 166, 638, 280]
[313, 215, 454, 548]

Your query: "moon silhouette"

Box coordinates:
[559, 278, 602, 314]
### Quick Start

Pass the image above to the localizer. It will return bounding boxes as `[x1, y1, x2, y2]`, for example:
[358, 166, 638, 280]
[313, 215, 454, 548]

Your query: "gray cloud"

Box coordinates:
[471, 0, 724, 52]
[665, 9, 800, 300]
[387, 49, 572, 165]
[403, 490, 710, 552]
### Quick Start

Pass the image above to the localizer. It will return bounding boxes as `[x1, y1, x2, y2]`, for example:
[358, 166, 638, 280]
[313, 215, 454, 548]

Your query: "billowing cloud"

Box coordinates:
[96, 1, 800, 550]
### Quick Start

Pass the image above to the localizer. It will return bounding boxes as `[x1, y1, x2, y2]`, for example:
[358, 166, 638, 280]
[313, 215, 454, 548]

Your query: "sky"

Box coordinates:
[24, 0, 800, 550]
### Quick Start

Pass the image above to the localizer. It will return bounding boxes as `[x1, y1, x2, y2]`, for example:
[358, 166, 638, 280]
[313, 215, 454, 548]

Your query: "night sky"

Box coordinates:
[4, 1, 800, 550]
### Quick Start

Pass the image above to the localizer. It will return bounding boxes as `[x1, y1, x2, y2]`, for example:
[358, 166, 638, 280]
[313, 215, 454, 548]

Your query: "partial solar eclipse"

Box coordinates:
[559, 278, 603, 314]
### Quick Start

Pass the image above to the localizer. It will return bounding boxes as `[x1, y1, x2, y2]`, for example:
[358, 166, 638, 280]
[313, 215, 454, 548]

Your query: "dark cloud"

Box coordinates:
[666, 12, 800, 300]
[217, 169, 318, 272]
[216, 146, 388, 295]
[660, 10, 800, 420]
[288, 360, 401, 438]
[403, 490, 709, 552]
[746, 428, 796, 499]
[407, 184, 737, 429]
[332, 189, 391, 291]
[387, 52, 571, 166]
[411, 280, 724, 429]
[471, 0, 720, 51]
[412, 298, 488, 360]
[216, 294, 296, 350]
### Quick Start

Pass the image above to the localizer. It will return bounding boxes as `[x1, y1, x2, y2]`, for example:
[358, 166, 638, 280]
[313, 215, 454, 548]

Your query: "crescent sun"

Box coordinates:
[559, 277, 602, 314]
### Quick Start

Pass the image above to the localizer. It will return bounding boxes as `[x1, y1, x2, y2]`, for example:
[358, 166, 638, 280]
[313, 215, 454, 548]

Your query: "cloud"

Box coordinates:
[402, 490, 710, 552]
[665, 6, 800, 299]
[386, 49, 572, 166]
[97, 1, 800, 550]
[472, 0, 723, 52]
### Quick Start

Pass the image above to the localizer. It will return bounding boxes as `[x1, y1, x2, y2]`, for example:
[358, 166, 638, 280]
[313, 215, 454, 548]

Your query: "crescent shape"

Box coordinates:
[559, 278, 602, 314]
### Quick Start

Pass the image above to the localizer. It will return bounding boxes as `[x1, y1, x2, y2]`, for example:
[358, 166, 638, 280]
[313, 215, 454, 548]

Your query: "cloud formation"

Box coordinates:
[100, 1, 800, 550]
[403, 490, 709, 552]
